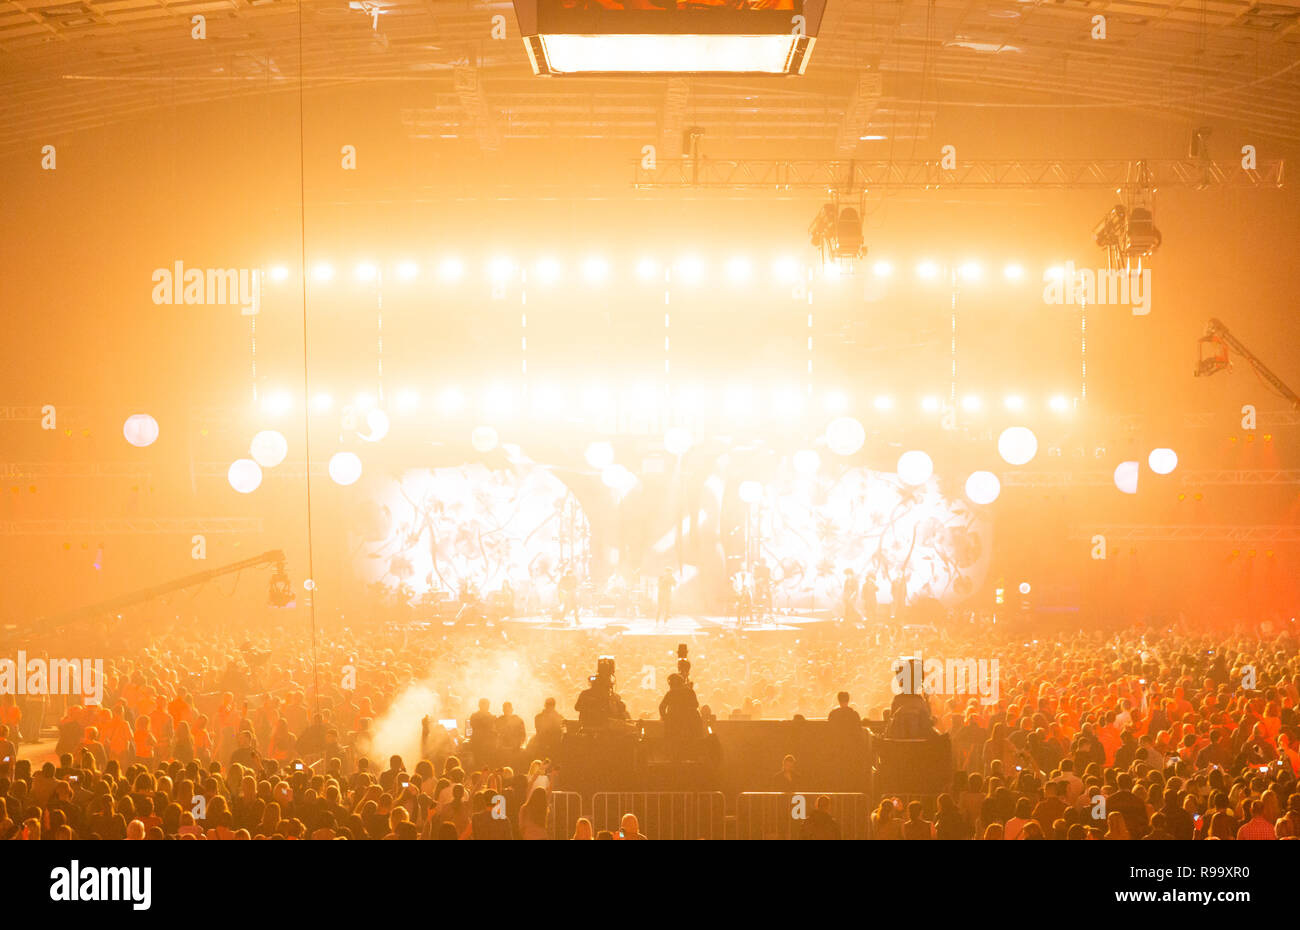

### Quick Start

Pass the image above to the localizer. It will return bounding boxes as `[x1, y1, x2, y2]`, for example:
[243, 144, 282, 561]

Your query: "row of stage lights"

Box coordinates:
[254, 386, 1079, 420]
[265, 256, 1073, 287]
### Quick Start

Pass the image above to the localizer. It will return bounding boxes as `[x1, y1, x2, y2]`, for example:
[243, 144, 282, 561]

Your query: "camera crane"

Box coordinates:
[29, 549, 289, 633]
[1194, 318, 1300, 409]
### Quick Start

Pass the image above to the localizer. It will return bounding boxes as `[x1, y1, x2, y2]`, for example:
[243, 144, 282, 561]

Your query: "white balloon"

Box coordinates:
[328, 452, 363, 486]
[965, 470, 1001, 505]
[1148, 448, 1178, 475]
[826, 416, 866, 456]
[601, 464, 636, 492]
[123, 414, 159, 448]
[664, 427, 693, 456]
[1114, 461, 1139, 494]
[585, 441, 615, 469]
[360, 408, 389, 442]
[249, 430, 288, 468]
[897, 450, 934, 486]
[997, 427, 1038, 466]
[227, 458, 262, 494]
[470, 426, 499, 453]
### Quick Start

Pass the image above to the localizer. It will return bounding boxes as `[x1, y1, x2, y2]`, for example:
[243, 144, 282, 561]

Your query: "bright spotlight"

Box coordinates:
[676, 255, 705, 284]
[872, 260, 893, 278]
[916, 260, 940, 280]
[261, 391, 293, 417]
[311, 263, 334, 283]
[921, 396, 942, 413]
[772, 387, 804, 417]
[581, 256, 610, 284]
[960, 394, 981, 412]
[269, 265, 290, 282]
[530, 385, 564, 417]
[873, 395, 894, 411]
[437, 387, 465, 415]
[438, 257, 465, 282]
[535, 257, 562, 284]
[738, 480, 763, 504]
[822, 259, 842, 280]
[394, 389, 420, 413]
[484, 385, 514, 417]
[585, 441, 615, 469]
[311, 393, 333, 413]
[1045, 265, 1065, 281]
[958, 261, 982, 282]
[1003, 263, 1024, 281]
[823, 391, 849, 414]
[773, 256, 800, 284]
[582, 386, 615, 415]
[635, 257, 659, 281]
[355, 262, 378, 282]
[488, 257, 515, 281]
[1018, 582, 1031, 595]
[664, 427, 693, 456]
[1003, 394, 1025, 411]
[723, 386, 755, 417]
[1049, 394, 1071, 413]
[725, 256, 752, 283]
[396, 260, 419, 280]
[1149, 448, 1178, 475]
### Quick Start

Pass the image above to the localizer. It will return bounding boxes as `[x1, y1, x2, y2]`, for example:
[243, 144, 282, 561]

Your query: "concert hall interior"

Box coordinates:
[1, 0, 1299, 858]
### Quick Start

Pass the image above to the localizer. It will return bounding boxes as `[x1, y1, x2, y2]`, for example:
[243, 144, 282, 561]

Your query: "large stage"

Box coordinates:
[500, 612, 834, 638]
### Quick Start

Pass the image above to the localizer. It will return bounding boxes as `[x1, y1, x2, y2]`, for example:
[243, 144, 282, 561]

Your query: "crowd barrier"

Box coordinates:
[589, 790, 726, 840]
[735, 791, 874, 840]
[547, 790, 584, 840]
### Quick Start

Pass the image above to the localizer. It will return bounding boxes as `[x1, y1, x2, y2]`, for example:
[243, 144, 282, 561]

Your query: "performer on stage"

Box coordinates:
[841, 568, 861, 624]
[558, 566, 579, 625]
[753, 559, 773, 620]
[656, 567, 676, 626]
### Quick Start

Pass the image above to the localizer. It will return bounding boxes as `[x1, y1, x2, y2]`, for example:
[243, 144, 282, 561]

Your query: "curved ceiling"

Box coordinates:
[2, 0, 1299, 158]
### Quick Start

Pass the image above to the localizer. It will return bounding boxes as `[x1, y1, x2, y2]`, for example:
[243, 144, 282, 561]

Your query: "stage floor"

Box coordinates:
[500, 612, 830, 637]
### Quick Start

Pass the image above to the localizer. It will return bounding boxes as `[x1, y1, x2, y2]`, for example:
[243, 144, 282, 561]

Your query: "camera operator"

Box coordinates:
[658, 673, 703, 757]
[575, 665, 629, 732]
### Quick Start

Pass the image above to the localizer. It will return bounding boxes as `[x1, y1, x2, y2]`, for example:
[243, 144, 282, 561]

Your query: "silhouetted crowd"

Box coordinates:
[1, 613, 1296, 838]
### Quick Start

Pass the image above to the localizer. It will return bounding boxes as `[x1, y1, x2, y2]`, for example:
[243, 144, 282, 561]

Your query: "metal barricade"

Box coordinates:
[736, 792, 873, 840]
[590, 791, 725, 840]
[547, 790, 584, 840]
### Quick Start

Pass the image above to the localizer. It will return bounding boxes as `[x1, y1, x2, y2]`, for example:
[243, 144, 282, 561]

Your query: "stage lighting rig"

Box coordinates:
[1094, 161, 1161, 272]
